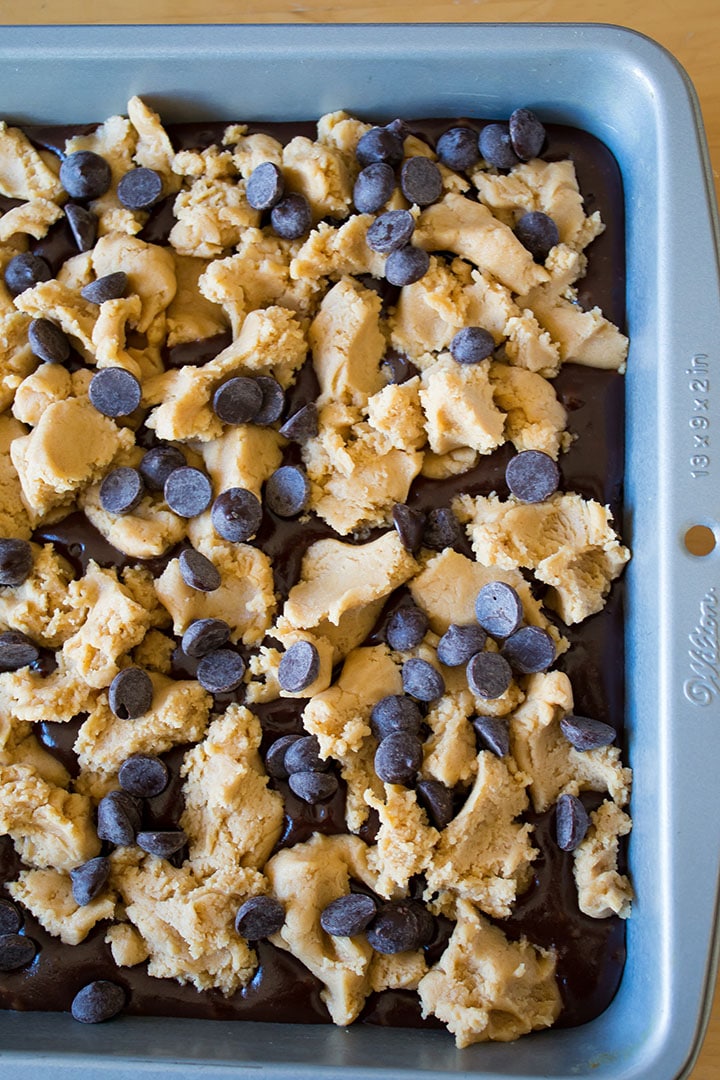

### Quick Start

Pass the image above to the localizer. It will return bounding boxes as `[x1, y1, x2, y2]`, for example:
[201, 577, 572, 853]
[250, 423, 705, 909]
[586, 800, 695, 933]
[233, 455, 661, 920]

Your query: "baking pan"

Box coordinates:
[0, 21, 719, 1080]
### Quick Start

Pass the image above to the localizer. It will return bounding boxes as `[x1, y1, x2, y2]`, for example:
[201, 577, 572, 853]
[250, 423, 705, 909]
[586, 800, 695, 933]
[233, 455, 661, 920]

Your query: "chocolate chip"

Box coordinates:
[253, 376, 285, 426]
[509, 108, 546, 161]
[374, 731, 423, 785]
[71, 980, 125, 1024]
[479, 123, 519, 169]
[449, 325, 495, 365]
[356, 126, 405, 168]
[246, 161, 285, 210]
[279, 402, 318, 443]
[353, 162, 396, 214]
[0, 933, 37, 972]
[164, 467, 213, 518]
[560, 714, 617, 751]
[0, 630, 39, 671]
[555, 793, 590, 851]
[117, 167, 163, 210]
[502, 626, 555, 674]
[181, 618, 231, 658]
[81, 271, 128, 304]
[392, 503, 425, 554]
[472, 715, 510, 758]
[385, 605, 428, 651]
[0, 538, 33, 587]
[270, 193, 312, 240]
[284, 734, 328, 775]
[70, 856, 111, 906]
[265, 465, 310, 518]
[28, 318, 70, 364]
[288, 771, 338, 803]
[436, 624, 486, 667]
[212, 376, 263, 425]
[416, 778, 455, 829]
[423, 507, 463, 552]
[97, 789, 142, 846]
[401, 657, 445, 702]
[99, 467, 145, 515]
[0, 898, 22, 935]
[382, 353, 416, 384]
[139, 445, 187, 491]
[136, 829, 187, 858]
[367, 900, 433, 954]
[211, 487, 263, 542]
[505, 450, 560, 503]
[436, 127, 480, 172]
[60, 150, 112, 200]
[108, 666, 153, 719]
[370, 695, 422, 741]
[178, 548, 221, 592]
[474, 581, 523, 639]
[118, 754, 169, 798]
[320, 893, 377, 937]
[4, 252, 52, 297]
[88, 366, 142, 417]
[196, 648, 246, 694]
[466, 651, 512, 699]
[400, 157, 443, 206]
[514, 211, 560, 263]
[384, 245, 429, 287]
[366, 209, 415, 254]
[65, 202, 98, 252]
[278, 640, 320, 693]
[235, 895, 285, 940]
[264, 733, 303, 780]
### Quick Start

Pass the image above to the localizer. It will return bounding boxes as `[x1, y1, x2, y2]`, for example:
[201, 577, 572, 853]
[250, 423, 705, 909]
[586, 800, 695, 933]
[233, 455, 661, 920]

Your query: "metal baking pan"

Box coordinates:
[1, 21, 719, 1080]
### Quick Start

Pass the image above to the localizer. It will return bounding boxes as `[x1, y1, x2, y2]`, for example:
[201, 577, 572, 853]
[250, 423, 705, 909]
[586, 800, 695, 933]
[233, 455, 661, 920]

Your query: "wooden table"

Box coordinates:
[2, 2, 718, 1077]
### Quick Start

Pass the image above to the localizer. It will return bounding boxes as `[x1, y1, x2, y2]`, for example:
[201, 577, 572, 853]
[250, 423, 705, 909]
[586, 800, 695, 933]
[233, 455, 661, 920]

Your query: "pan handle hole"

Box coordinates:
[684, 524, 716, 556]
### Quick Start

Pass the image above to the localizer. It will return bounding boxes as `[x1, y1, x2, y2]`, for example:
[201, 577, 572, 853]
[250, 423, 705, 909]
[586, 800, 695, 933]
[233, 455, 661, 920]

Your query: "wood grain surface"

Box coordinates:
[0, 2, 718, 1077]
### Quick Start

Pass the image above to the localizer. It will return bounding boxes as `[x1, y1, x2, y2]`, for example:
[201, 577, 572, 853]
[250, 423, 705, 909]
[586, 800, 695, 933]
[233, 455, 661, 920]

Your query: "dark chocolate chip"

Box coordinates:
[288, 770, 338, 803]
[384, 245, 429, 287]
[353, 162, 396, 214]
[235, 895, 285, 940]
[164, 467, 213, 518]
[0, 538, 33, 587]
[117, 167, 163, 210]
[423, 507, 463, 552]
[478, 123, 520, 169]
[514, 211, 560, 263]
[366, 209, 415, 254]
[416, 778, 455, 829]
[505, 450, 560, 503]
[265, 465, 310, 518]
[502, 625, 556, 674]
[212, 376, 263, 425]
[279, 402, 318, 443]
[370, 694, 422, 741]
[0, 898, 22, 935]
[466, 651, 513, 699]
[374, 731, 423, 785]
[0, 630, 39, 671]
[270, 193, 312, 240]
[560, 714, 617, 751]
[65, 202, 98, 252]
[509, 108, 546, 161]
[436, 624, 487, 667]
[97, 789, 142, 846]
[382, 353, 416, 384]
[118, 753, 169, 798]
[71, 980, 125, 1024]
[0, 933, 37, 972]
[108, 666, 153, 719]
[449, 326, 495, 365]
[555, 793, 590, 851]
[401, 657, 445, 702]
[385, 605, 428, 651]
[81, 271, 128, 304]
[472, 715, 511, 758]
[136, 829, 187, 858]
[284, 734, 328, 775]
[59, 150, 112, 200]
[264, 733, 303, 780]
[139, 445, 187, 491]
[320, 893, 377, 937]
[356, 126, 405, 168]
[392, 503, 425, 554]
[278, 640, 320, 693]
[436, 127, 480, 172]
[474, 581, 523, 639]
[99, 467, 145, 515]
[366, 900, 433, 954]
[70, 855, 111, 906]
[246, 161, 285, 210]
[181, 618, 231, 658]
[400, 156, 443, 206]
[211, 487, 263, 542]
[88, 366, 141, 417]
[4, 252, 52, 297]
[196, 648, 246, 694]
[253, 376, 285, 426]
[178, 548, 221, 592]
[28, 318, 70, 364]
